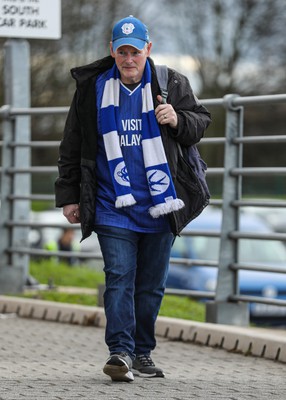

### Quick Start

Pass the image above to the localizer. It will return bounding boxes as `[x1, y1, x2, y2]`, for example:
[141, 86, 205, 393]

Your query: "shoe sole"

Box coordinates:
[103, 364, 134, 382]
[132, 368, 165, 378]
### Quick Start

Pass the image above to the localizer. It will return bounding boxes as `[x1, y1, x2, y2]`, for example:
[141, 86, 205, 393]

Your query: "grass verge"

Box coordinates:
[19, 259, 206, 322]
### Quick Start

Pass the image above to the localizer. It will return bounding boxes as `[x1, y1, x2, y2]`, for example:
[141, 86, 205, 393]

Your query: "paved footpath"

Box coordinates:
[0, 315, 285, 400]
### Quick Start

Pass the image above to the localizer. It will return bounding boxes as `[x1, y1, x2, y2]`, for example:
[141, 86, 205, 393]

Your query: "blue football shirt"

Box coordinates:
[94, 72, 170, 232]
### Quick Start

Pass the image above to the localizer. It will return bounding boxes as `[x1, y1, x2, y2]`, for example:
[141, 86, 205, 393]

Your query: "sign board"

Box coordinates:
[0, 0, 61, 39]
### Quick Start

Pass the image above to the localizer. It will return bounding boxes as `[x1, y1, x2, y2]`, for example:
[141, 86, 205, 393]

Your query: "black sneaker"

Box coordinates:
[103, 353, 134, 382]
[132, 354, 165, 378]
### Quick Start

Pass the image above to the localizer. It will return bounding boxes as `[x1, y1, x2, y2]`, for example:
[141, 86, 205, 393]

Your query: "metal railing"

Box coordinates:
[1, 93, 286, 326]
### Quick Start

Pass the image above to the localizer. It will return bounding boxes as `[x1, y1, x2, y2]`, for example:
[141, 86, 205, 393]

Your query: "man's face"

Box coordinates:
[110, 43, 152, 84]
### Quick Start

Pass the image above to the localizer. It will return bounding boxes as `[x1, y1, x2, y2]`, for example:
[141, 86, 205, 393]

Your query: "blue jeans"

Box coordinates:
[94, 225, 174, 359]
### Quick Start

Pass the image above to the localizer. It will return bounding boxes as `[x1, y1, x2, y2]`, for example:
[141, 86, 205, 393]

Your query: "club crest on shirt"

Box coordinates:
[114, 161, 130, 186]
[147, 169, 170, 195]
[121, 23, 135, 35]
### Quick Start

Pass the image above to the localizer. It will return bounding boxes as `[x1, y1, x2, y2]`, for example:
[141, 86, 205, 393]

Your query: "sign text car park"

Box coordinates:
[0, 0, 61, 39]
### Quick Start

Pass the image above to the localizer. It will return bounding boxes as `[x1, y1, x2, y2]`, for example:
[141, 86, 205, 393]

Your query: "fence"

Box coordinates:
[1, 93, 286, 326]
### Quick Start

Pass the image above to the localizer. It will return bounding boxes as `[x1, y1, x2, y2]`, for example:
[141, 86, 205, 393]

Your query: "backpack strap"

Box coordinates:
[155, 65, 168, 104]
[155, 64, 185, 155]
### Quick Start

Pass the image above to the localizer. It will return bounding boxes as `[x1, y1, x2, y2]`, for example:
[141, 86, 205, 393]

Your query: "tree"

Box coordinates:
[164, 0, 286, 97]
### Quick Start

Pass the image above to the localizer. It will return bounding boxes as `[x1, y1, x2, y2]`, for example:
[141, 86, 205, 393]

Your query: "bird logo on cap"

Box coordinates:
[121, 23, 135, 35]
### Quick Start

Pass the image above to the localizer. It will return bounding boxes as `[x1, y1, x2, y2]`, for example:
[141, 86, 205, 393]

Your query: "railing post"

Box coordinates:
[0, 39, 31, 293]
[206, 94, 249, 326]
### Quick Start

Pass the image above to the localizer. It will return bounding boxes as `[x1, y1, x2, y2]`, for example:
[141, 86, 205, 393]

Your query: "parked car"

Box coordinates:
[242, 205, 286, 238]
[167, 207, 286, 325]
[29, 210, 102, 266]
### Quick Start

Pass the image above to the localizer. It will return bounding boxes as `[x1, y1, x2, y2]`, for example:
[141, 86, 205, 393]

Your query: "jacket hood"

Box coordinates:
[70, 55, 115, 84]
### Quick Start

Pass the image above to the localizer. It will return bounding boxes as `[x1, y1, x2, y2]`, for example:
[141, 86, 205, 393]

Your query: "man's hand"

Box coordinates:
[63, 204, 80, 224]
[155, 95, 178, 129]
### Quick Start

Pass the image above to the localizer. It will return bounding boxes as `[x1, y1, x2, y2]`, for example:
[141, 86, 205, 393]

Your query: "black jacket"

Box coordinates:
[55, 56, 211, 239]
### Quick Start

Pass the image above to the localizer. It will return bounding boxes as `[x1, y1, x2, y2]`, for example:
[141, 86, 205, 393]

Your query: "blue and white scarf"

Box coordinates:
[100, 60, 184, 218]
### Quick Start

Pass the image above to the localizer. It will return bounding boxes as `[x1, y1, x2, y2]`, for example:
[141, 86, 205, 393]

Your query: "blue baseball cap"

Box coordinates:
[112, 15, 150, 52]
